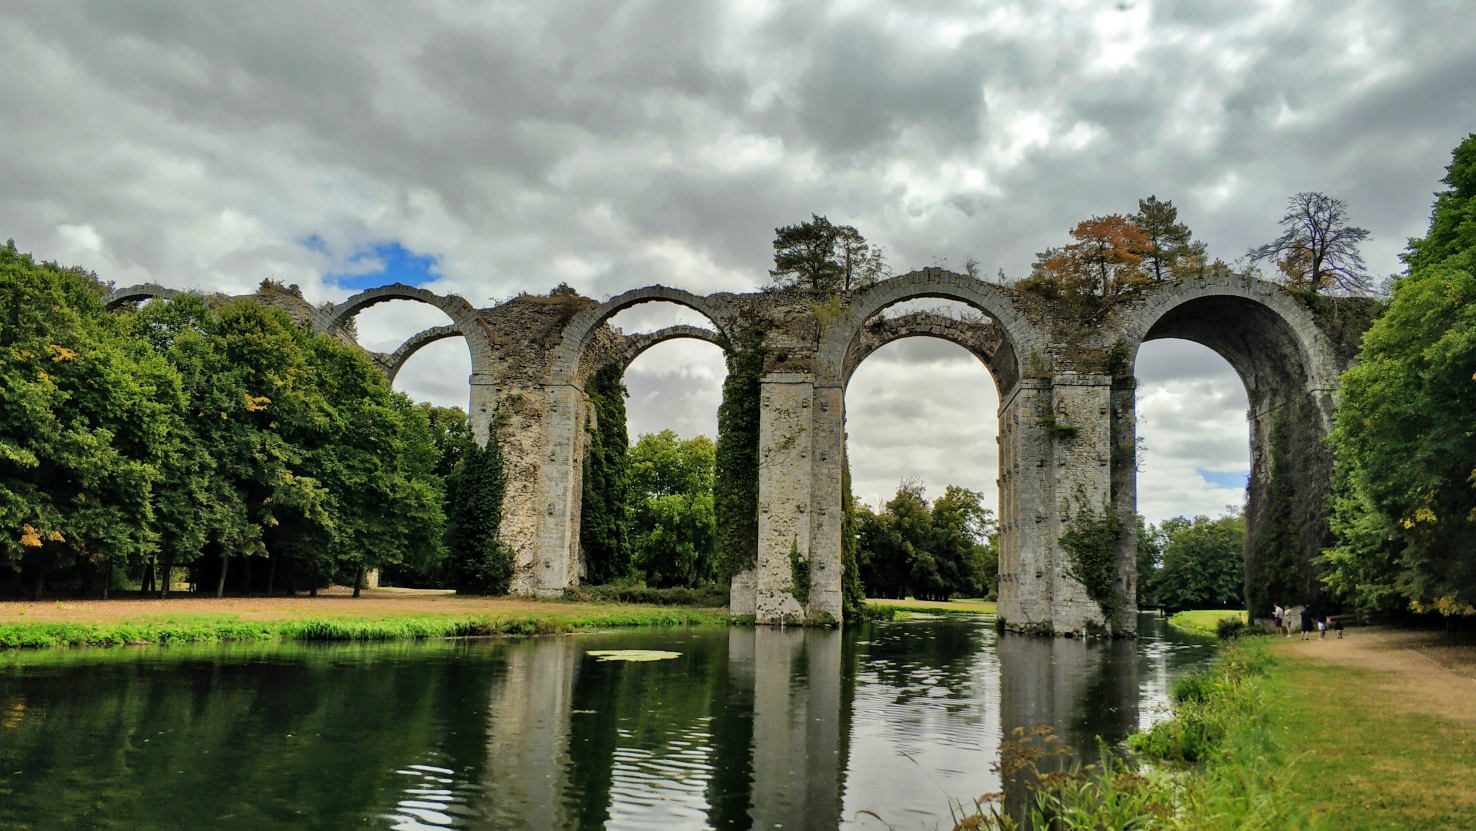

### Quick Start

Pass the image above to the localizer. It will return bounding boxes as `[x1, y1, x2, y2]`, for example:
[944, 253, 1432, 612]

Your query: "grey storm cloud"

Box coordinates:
[3, 0, 1473, 522]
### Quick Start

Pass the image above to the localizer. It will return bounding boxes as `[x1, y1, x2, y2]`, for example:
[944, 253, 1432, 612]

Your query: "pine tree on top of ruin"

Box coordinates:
[770, 214, 889, 292]
[1134, 196, 1208, 280]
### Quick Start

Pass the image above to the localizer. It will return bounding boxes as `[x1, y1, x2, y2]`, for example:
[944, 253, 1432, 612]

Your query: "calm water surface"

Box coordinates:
[0, 614, 1212, 830]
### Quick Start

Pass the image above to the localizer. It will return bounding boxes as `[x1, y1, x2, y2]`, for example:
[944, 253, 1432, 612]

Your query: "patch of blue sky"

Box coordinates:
[316, 239, 441, 291]
[1196, 469, 1249, 491]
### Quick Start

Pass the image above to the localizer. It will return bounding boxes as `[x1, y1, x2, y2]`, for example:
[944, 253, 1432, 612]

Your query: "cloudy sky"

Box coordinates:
[4, 1, 1473, 524]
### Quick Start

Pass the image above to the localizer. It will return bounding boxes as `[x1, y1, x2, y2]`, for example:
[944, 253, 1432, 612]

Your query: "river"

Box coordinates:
[0, 613, 1213, 830]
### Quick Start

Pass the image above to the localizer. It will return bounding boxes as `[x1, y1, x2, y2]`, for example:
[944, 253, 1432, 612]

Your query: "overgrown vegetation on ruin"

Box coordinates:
[713, 313, 769, 582]
[1058, 492, 1123, 625]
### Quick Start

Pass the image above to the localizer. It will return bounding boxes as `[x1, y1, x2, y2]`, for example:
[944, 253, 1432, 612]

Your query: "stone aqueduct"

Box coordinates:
[106, 269, 1356, 635]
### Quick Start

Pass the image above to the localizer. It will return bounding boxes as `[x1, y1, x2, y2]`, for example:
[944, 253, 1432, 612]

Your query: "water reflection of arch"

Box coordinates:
[823, 269, 1038, 394]
[548, 286, 732, 388]
[103, 283, 179, 309]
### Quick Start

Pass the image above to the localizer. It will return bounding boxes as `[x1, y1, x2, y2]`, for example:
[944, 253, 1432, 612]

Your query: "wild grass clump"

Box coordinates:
[1215, 616, 1248, 640]
[1129, 639, 1274, 762]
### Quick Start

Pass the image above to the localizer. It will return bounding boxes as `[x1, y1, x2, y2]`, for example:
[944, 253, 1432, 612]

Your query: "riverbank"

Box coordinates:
[1265, 626, 1476, 829]
[1165, 608, 1243, 635]
[864, 597, 997, 615]
[1128, 625, 1476, 830]
[0, 589, 729, 649]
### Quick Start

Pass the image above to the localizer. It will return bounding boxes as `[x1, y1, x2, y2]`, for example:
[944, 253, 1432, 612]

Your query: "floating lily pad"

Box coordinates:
[585, 650, 681, 662]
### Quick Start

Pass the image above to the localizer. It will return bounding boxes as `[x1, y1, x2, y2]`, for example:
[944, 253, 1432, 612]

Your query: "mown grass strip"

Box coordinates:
[0, 608, 730, 650]
[1166, 608, 1244, 636]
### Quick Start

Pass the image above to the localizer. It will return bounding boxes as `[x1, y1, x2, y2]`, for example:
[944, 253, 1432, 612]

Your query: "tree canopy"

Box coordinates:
[1020, 197, 1208, 302]
[1325, 134, 1476, 615]
[627, 431, 717, 589]
[1141, 512, 1246, 613]
[1247, 192, 1372, 294]
[1, 242, 469, 599]
[856, 480, 996, 601]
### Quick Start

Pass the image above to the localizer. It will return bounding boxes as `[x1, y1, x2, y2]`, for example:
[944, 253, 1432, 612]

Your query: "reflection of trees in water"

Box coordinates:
[0, 642, 498, 829]
[858, 617, 993, 702]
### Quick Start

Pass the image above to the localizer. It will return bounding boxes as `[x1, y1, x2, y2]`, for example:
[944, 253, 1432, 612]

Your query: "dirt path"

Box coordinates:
[0, 588, 638, 625]
[1272, 626, 1476, 726]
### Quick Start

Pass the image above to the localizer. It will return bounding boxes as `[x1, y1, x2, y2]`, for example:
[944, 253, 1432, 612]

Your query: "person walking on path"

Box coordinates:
[1273, 604, 1285, 636]
[1300, 607, 1315, 641]
[1317, 610, 1328, 640]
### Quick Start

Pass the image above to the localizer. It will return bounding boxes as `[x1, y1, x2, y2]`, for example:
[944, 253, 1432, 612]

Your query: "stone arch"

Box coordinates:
[1120, 271, 1342, 415]
[842, 312, 1005, 387]
[825, 268, 1039, 396]
[103, 283, 178, 309]
[1118, 272, 1348, 617]
[612, 325, 725, 374]
[383, 325, 463, 385]
[319, 283, 497, 442]
[548, 286, 730, 388]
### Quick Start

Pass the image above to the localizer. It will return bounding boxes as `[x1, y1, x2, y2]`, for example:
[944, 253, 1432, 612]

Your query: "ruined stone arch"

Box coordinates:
[611, 325, 725, 375]
[1114, 272, 1351, 616]
[548, 286, 731, 388]
[822, 268, 1040, 394]
[318, 283, 498, 442]
[841, 312, 1005, 391]
[1119, 272, 1343, 420]
[103, 283, 179, 309]
[382, 325, 462, 385]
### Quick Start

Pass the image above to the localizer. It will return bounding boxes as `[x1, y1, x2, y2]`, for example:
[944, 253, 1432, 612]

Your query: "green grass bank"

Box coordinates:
[0, 607, 729, 650]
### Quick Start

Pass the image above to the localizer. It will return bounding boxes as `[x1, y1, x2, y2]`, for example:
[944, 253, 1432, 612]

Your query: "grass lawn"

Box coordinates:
[865, 597, 997, 615]
[0, 591, 730, 649]
[1166, 608, 1244, 635]
[1268, 643, 1476, 830]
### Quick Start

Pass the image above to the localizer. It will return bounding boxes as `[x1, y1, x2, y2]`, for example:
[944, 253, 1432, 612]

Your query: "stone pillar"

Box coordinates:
[756, 373, 814, 624]
[468, 371, 498, 447]
[808, 383, 845, 621]
[999, 373, 1133, 636]
[524, 383, 584, 597]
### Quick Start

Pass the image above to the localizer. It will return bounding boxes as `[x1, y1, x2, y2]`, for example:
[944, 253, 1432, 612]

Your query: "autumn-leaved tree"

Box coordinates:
[1247, 192, 1372, 294]
[770, 214, 889, 291]
[1026, 215, 1151, 300]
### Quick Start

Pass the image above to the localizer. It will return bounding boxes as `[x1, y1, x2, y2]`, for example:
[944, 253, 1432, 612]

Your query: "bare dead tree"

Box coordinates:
[1247, 192, 1371, 294]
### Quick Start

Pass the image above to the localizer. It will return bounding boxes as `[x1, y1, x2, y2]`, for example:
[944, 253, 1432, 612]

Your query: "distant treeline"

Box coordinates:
[0, 242, 506, 599]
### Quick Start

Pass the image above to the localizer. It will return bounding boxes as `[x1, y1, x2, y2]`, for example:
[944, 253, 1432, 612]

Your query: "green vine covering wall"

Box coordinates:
[840, 454, 866, 620]
[579, 363, 632, 585]
[1251, 408, 1303, 615]
[714, 320, 768, 582]
[1059, 490, 1123, 623]
[789, 537, 811, 607]
[445, 432, 513, 595]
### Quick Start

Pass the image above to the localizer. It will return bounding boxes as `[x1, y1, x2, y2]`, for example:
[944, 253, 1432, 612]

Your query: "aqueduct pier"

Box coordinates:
[107, 269, 1368, 635]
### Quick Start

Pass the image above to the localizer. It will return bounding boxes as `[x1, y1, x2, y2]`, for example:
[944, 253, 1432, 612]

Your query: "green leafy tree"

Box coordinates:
[580, 363, 633, 584]
[1155, 513, 1246, 613]
[1135, 514, 1165, 607]
[770, 214, 888, 291]
[1326, 134, 1476, 614]
[628, 431, 716, 588]
[840, 455, 866, 619]
[0, 242, 179, 597]
[927, 486, 996, 600]
[444, 437, 512, 595]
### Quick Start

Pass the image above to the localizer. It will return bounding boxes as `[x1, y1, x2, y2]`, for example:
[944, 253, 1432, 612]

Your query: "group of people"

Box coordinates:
[1272, 604, 1344, 640]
